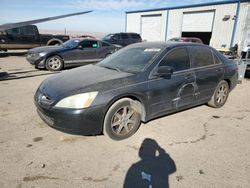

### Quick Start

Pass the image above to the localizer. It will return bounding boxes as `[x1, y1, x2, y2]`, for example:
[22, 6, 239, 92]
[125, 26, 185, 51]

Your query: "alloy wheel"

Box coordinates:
[216, 83, 228, 104]
[111, 106, 137, 136]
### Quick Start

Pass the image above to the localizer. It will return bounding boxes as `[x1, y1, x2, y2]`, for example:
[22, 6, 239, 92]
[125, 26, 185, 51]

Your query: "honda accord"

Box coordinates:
[34, 42, 238, 140]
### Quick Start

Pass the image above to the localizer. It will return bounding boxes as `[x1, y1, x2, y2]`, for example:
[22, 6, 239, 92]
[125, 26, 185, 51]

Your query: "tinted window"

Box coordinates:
[213, 52, 222, 64]
[113, 34, 120, 40]
[130, 33, 141, 39]
[6, 28, 20, 35]
[191, 47, 214, 67]
[63, 39, 80, 48]
[22, 26, 36, 35]
[160, 48, 190, 72]
[121, 33, 130, 39]
[103, 34, 113, 40]
[101, 42, 111, 47]
[241, 51, 250, 59]
[80, 41, 98, 48]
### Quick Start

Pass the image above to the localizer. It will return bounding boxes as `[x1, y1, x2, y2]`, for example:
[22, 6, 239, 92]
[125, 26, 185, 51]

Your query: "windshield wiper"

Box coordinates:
[101, 65, 121, 72]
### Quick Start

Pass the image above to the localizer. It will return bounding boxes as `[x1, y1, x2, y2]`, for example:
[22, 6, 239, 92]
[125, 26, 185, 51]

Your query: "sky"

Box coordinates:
[0, 0, 235, 33]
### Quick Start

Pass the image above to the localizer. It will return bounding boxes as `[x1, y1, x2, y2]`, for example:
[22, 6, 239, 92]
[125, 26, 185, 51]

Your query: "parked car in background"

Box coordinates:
[169, 37, 203, 44]
[216, 48, 235, 59]
[0, 25, 70, 51]
[26, 38, 120, 71]
[241, 46, 250, 74]
[35, 42, 238, 140]
[103, 32, 142, 47]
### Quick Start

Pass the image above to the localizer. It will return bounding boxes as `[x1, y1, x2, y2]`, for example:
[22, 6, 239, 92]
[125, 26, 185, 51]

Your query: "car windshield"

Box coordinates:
[62, 39, 80, 48]
[97, 47, 162, 73]
[103, 34, 114, 40]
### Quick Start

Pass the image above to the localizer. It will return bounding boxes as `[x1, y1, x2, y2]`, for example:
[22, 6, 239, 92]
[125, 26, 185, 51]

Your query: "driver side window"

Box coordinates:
[160, 47, 190, 72]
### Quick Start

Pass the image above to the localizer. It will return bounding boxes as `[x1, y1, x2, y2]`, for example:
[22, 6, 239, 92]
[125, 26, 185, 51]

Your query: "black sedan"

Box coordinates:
[26, 38, 120, 71]
[34, 42, 238, 140]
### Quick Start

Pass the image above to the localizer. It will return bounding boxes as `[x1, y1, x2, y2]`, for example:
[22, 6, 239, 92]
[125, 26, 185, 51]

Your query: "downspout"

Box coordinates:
[230, 0, 240, 47]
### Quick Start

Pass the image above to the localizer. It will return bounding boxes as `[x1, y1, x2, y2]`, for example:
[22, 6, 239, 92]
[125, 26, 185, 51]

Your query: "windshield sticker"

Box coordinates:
[144, 48, 161, 52]
[74, 40, 80, 43]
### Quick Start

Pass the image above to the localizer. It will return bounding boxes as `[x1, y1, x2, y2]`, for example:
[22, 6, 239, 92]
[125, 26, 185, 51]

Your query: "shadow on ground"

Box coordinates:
[124, 138, 176, 188]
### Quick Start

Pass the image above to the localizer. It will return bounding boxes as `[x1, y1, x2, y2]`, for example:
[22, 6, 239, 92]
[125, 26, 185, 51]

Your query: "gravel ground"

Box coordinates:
[0, 56, 250, 188]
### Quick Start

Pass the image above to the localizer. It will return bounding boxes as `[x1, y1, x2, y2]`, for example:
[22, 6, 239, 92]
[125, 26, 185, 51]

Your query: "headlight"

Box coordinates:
[39, 52, 47, 57]
[55, 92, 98, 109]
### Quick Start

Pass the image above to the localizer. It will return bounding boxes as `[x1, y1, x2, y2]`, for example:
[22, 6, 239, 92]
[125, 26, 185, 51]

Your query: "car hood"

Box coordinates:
[29, 45, 65, 53]
[39, 64, 134, 100]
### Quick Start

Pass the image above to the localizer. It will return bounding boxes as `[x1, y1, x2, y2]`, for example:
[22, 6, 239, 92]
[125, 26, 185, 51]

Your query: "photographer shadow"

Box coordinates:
[124, 138, 176, 188]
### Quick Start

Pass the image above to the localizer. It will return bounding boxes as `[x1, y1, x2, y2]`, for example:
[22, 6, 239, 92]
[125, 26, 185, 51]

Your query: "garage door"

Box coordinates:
[182, 11, 215, 32]
[141, 15, 162, 41]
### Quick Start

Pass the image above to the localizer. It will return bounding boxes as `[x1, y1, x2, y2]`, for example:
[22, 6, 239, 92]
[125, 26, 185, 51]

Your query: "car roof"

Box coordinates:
[70, 38, 98, 42]
[106, 32, 140, 35]
[126, 41, 208, 49]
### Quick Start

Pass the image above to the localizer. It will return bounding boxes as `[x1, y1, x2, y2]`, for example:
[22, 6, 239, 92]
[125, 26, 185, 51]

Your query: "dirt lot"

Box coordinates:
[0, 56, 250, 188]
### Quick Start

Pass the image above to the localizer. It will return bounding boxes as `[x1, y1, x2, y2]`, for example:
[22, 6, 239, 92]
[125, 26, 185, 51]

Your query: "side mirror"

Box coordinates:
[155, 66, 173, 77]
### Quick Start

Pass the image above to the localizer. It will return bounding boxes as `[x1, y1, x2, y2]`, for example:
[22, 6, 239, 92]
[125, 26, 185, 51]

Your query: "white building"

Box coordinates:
[126, 0, 250, 51]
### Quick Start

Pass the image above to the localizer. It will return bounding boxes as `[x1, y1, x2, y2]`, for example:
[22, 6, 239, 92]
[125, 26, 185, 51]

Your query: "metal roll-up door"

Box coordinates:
[182, 11, 215, 32]
[141, 14, 162, 41]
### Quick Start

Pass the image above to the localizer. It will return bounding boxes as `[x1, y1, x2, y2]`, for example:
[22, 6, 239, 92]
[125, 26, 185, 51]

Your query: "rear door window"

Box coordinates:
[160, 47, 190, 72]
[121, 33, 130, 39]
[130, 33, 141, 39]
[21, 26, 36, 35]
[190, 46, 214, 68]
[213, 52, 222, 64]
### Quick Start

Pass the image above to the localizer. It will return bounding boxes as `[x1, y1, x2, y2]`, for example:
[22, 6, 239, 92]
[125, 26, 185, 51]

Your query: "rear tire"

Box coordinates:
[208, 80, 229, 108]
[45, 55, 63, 71]
[103, 98, 141, 140]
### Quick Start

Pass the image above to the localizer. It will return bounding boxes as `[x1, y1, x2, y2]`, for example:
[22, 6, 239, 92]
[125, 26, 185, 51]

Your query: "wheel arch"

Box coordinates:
[104, 94, 147, 123]
[45, 54, 64, 62]
[224, 79, 231, 89]
[47, 39, 63, 46]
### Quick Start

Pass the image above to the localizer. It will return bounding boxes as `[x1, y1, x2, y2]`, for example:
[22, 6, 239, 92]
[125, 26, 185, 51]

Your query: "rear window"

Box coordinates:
[160, 47, 190, 72]
[6, 28, 20, 35]
[130, 33, 141, 39]
[190, 46, 214, 68]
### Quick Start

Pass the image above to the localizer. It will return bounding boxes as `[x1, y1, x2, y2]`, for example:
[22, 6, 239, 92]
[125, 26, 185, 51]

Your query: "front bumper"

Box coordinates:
[26, 55, 46, 68]
[35, 100, 105, 135]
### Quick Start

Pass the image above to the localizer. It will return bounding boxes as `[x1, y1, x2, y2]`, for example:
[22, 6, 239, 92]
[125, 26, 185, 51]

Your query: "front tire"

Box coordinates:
[45, 55, 63, 71]
[208, 80, 229, 108]
[103, 98, 141, 140]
